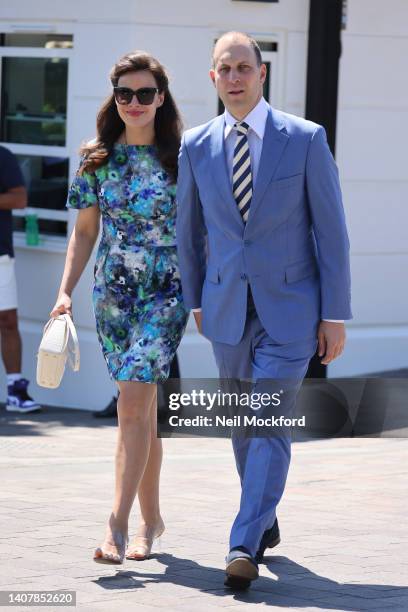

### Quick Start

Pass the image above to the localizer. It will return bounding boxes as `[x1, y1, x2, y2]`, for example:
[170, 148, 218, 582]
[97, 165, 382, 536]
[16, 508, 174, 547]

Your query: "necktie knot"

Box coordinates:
[234, 121, 249, 135]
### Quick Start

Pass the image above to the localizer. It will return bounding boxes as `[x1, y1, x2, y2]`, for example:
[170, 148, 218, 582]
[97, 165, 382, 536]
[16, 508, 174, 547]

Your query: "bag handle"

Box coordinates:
[63, 314, 80, 372]
[43, 313, 80, 372]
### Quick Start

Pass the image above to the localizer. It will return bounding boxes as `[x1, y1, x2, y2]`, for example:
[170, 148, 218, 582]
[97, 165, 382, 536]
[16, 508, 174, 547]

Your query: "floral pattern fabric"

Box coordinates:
[67, 144, 188, 382]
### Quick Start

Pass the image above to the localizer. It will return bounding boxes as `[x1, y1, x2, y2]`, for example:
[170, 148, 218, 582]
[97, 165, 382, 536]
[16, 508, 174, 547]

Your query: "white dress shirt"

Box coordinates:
[192, 97, 342, 323]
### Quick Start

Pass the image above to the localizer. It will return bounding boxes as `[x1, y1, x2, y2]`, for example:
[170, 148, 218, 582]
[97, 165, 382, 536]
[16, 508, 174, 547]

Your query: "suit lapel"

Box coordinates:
[208, 115, 244, 229]
[248, 107, 290, 222]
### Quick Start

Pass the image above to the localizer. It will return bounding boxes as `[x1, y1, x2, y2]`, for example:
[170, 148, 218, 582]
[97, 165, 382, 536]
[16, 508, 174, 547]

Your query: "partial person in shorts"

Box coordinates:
[0, 145, 40, 413]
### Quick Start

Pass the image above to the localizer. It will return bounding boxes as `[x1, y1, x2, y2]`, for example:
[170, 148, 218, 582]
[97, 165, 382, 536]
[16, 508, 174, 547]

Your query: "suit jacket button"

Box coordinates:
[240, 273, 247, 281]
[244, 240, 251, 246]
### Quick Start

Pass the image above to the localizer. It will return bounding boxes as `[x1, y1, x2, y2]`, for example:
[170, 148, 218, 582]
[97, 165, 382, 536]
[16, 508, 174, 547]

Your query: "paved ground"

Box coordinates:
[0, 406, 407, 612]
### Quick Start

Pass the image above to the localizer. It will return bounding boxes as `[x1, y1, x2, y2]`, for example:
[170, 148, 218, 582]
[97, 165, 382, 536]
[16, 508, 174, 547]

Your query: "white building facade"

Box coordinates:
[0, 0, 406, 409]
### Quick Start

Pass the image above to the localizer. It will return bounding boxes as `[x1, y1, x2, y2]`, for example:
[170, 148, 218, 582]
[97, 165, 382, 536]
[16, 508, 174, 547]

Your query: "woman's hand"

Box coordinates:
[50, 293, 72, 318]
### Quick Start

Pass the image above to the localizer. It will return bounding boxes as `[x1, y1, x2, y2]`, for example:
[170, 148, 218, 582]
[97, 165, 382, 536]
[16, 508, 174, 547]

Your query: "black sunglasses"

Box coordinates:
[113, 86, 159, 106]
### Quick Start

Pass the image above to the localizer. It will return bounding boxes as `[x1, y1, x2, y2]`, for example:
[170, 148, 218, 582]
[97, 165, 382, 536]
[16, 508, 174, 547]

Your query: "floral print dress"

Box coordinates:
[67, 144, 188, 382]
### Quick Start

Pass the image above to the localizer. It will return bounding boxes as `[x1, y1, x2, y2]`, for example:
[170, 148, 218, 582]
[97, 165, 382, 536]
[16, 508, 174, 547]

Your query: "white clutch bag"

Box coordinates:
[36, 314, 80, 389]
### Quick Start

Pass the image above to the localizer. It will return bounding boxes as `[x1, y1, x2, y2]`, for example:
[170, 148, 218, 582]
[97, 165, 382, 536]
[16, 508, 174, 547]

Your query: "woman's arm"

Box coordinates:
[50, 205, 101, 317]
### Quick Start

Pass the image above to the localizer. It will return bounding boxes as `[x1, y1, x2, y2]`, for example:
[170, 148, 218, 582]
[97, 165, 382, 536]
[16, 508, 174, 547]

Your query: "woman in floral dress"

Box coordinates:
[51, 51, 188, 564]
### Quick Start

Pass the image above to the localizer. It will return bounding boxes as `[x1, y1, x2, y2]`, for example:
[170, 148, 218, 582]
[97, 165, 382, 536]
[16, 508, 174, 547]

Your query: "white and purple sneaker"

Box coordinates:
[6, 378, 41, 413]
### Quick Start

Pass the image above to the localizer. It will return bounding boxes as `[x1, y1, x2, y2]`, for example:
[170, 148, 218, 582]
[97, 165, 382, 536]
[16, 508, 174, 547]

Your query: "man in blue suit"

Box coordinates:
[176, 31, 352, 589]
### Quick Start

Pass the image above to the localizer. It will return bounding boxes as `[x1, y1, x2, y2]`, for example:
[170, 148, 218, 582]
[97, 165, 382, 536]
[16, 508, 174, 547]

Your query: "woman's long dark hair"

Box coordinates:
[79, 51, 182, 183]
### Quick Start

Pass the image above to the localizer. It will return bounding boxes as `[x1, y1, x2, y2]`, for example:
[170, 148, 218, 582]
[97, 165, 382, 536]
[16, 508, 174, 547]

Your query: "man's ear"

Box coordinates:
[260, 63, 267, 85]
[209, 69, 216, 86]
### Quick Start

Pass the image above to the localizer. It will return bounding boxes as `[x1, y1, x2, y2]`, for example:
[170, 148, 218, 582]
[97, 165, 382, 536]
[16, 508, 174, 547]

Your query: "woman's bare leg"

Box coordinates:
[138, 389, 163, 525]
[126, 389, 165, 558]
[94, 380, 156, 562]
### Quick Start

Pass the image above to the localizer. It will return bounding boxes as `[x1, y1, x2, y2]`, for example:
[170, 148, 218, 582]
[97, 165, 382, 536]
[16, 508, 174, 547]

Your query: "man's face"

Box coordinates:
[210, 39, 266, 119]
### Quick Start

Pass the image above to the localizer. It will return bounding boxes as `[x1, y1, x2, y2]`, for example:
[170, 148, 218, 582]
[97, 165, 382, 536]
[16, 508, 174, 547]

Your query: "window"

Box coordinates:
[1, 57, 68, 146]
[0, 33, 73, 48]
[0, 31, 72, 241]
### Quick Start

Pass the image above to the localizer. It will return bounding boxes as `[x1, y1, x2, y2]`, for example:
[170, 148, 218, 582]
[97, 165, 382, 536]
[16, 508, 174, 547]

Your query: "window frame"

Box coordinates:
[0, 24, 74, 249]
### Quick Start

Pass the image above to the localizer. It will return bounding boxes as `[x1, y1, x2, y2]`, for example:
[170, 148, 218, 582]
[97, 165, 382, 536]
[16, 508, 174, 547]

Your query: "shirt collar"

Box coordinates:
[224, 97, 269, 140]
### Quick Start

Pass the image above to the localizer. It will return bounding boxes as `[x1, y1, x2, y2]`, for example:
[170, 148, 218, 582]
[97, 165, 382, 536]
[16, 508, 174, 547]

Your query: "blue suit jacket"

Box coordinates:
[176, 105, 352, 345]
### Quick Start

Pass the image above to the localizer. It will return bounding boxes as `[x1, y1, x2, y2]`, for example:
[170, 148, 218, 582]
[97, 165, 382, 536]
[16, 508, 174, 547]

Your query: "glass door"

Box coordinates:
[0, 32, 73, 241]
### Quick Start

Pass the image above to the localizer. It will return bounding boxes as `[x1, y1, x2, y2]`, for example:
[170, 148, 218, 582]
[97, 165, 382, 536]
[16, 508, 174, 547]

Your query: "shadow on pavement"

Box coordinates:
[0, 404, 116, 437]
[91, 552, 407, 608]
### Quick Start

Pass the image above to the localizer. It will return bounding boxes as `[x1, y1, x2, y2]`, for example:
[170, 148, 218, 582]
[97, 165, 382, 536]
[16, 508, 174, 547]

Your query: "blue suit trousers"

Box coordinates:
[212, 288, 317, 556]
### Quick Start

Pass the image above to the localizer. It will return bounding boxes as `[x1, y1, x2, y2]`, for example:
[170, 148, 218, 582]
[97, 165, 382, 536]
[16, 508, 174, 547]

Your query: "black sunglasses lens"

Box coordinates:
[136, 88, 157, 105]
[114, 88, 133, 104]
[114, 87, 157, 105]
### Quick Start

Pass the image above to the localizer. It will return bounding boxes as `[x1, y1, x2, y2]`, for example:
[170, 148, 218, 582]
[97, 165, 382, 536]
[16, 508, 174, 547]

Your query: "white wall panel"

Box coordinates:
[349, 254, 408, 326]
[15, 247, 96, 328]
[337, 1, 408, 374]
[71, 23, 138, 97]
[14, 249, 66, 323]
[180, 103, 215, 130]
[343, 181, 408, 254]
[345, 0, 408, 37]
[336, 109, 408, 181]
[131, 0, 309, 31]
[131, 24, 215, 125]
[284, 104, 305, 117]
[328, 325, 408, 376]
[0, 0, 135, 23]
[1, 0, 309, 29]
[339, 36, 408, 109]
[68, 98, 102, 152]
[284, 31, 307, 113]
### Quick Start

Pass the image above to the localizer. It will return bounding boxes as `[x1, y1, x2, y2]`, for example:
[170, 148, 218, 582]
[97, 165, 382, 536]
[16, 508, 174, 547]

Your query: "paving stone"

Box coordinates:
[1, 407, 407, 611]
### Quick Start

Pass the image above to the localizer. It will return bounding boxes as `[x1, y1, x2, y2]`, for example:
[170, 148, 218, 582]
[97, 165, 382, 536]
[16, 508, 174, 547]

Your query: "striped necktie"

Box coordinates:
[232, 121, 252, 223]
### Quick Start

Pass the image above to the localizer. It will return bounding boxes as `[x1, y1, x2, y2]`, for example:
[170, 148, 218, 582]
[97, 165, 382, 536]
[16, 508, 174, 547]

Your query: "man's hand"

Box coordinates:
[193, 310, 202, 334]
[317, 321, 346, 365]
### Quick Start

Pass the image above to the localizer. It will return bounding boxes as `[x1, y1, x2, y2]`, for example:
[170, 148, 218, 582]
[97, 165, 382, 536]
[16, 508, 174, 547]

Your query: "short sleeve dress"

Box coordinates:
[67, 144, 189, 383]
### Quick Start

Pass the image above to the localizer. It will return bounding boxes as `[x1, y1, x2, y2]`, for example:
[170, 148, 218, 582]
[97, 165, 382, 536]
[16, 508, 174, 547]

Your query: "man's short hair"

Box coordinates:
[212, 32, 263, 68]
